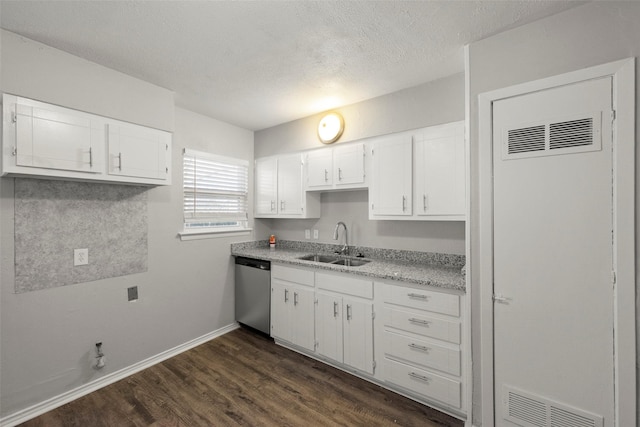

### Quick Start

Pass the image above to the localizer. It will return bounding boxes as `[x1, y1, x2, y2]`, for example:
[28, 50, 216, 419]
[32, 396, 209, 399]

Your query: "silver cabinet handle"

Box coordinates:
[402, 195, 407, 212]
[338, 168, 343, 181]
[408, 372, 431, 383]
[280, 200, 285, 211]
[118, 152, 122, 170]
[346, 304, 352, 320]
[333, 301, 339, 317]
[407, 293, 429, 300]
[294, 292, 299, 306]
[270, 200, 275, 211]
[408, 343, 430, 353]
[408, 318, 431, 326]
[324, 169, 328, 182]
[284, 289, 289, 302]
[89, 147, 93, 167]
[423, 194, 427, 212]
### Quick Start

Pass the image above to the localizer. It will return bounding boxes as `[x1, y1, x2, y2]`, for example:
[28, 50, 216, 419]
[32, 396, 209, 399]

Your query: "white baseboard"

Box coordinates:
[0, 323, 240, 427]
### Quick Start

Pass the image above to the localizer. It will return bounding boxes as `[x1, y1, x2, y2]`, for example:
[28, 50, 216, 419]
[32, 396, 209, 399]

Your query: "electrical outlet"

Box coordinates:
[305, 229, 311, 239]
[74, 248, 88, 266]
[313, 229, 319, 239]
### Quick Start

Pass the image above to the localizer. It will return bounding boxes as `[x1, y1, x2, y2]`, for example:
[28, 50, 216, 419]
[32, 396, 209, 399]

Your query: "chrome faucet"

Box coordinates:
[333, 221, 349, 255]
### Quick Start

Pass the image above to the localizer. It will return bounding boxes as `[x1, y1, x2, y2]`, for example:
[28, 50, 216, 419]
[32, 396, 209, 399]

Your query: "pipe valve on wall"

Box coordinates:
[95, 342, 105, 369]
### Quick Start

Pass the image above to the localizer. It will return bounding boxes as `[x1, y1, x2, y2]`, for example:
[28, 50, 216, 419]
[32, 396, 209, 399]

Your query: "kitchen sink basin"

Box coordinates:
[330, 258, 371, 267]
[298, 254, 341, 263]
[298, 254, 371, 267]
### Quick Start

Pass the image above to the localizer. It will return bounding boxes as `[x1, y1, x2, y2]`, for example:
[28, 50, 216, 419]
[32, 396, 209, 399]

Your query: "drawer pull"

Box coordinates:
[346, 304, 352, 320]
[294, 292, 299, 306]
[408, 317, 431, 326]
[284, 289, 289, 302]
[333, 301, 339, 318]
[408, 343, 430, 353]
[407, 293, 429, 300]
[408, 372, 431, 383]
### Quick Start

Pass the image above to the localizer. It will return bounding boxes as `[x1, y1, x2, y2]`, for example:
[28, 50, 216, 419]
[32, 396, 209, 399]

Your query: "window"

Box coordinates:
[181, 148, 250, 239]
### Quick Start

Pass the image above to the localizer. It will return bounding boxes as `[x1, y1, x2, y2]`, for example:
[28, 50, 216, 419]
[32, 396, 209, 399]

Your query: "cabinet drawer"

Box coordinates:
[383, 331, 460, 376]
[272, 265, 314, 287]
[316, 272, 373, 299]
[382, 307, 460, 344]
[384, 358, 461, 409]
[383, 285, 460, 317]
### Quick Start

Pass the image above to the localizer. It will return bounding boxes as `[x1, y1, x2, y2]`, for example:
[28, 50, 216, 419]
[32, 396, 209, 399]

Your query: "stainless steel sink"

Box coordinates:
[330, 258, 371, 267]
[298, 254, 341, 263]
[298, 254, 371, 267]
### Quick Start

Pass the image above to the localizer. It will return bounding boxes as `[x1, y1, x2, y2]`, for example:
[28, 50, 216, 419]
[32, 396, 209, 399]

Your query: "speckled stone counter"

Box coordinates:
[231, 240, 466, 292]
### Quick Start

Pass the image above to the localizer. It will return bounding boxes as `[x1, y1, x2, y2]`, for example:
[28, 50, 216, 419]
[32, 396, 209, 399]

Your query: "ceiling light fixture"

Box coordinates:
[317, 112, 344, 144]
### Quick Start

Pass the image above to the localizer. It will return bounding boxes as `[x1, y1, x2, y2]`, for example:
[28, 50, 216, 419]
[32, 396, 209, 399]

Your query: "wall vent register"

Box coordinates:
[502, 112, 603, 160]
[503, 385, 603, 427]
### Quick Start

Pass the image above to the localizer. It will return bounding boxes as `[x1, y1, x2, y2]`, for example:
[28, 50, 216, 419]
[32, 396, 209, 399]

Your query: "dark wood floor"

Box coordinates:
[20, 326, 463, 426]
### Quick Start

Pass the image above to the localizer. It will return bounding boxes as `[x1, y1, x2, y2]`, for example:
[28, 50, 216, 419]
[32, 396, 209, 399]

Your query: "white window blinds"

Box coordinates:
[183, 149, 249, 227]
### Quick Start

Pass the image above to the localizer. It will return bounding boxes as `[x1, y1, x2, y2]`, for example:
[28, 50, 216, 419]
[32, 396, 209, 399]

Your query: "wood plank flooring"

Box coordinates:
[20, 327, 463, 427]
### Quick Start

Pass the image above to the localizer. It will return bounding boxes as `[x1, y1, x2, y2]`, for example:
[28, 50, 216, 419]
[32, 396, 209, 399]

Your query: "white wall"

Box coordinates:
[0, 31, 254, 418]
[466, 2, 640, 425]
[254, 73, 466, 255]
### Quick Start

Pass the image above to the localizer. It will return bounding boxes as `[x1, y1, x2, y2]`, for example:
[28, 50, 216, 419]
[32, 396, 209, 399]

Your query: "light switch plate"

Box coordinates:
[305, 229, 311, 239]
[313, 229, 319, 239]
[74, 248, 88, 266]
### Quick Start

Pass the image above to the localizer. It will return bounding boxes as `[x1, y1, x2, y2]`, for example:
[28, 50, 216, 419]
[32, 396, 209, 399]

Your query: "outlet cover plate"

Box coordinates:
[74, 248, 88, 266]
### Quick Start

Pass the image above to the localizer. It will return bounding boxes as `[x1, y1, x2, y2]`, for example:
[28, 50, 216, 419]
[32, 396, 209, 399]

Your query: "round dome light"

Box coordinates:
[317, 112, 344, 144]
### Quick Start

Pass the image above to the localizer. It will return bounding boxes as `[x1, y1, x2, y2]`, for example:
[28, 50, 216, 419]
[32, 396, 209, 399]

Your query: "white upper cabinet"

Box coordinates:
[333, 142, 366, 188]
[369, 121, 466, 221]
[306, 148, 333, 189]
[277, 154, 304, 215]
[369, 134, 413, 217]
[306, 142, 366, 191]
[10, 97, 105, 175]
[414, 121, 465, 220]
[2, 94, 172, 185]
[254, 154, 320, 218]
[107, 122, 171, 182]
[255, 157, 278, 216]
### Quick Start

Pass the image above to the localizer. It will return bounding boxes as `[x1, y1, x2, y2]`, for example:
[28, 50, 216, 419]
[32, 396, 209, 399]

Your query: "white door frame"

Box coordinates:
[478, 58, 636, 426]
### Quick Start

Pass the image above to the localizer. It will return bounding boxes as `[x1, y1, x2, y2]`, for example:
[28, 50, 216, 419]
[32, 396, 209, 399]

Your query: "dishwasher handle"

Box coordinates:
[235, 256, 271, 271]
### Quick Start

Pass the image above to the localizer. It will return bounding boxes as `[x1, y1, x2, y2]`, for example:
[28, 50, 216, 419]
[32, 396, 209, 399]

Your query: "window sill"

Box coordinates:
[178, 228, 252, 241]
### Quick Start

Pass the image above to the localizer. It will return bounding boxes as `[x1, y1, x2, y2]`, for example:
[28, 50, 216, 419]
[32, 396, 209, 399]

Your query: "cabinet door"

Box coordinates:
[15, 103, 104, 174]
[343, 298, 374, 374]
[370, 135, 412, 216]
[316, 292, 343, 362]
[334, 143, 365, 186]
[306, 149, 333, 189]
[291, 286, 315, 352]
[277, 154, 303, 215]
[270, 281, 291, 342]
[255, 157, 278, 216]
[414, 122, 465, 217]
[107, 122, 170, 181]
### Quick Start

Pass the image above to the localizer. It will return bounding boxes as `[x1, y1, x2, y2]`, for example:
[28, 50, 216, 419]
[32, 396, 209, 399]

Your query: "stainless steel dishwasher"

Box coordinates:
[235, 256, 271, 335]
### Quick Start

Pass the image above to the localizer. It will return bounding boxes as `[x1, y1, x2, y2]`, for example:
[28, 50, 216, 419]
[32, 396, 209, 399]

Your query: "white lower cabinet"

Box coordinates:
[269, 264, 466, 420]
[377, 281, 466, 415]
[316, 291, 374, 374]
[270, 265, 315, 352]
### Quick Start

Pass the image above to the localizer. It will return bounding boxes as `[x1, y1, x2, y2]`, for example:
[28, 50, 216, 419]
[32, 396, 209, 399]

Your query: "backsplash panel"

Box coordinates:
[14, 178, 148, 293]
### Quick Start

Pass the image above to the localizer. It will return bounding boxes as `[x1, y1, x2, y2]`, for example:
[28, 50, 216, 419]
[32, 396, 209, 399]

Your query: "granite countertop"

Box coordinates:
[231, 241, 465, 292]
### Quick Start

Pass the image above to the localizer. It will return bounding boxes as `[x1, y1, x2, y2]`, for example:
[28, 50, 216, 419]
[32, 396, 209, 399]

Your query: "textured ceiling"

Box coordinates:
[0, 1, 583, 130]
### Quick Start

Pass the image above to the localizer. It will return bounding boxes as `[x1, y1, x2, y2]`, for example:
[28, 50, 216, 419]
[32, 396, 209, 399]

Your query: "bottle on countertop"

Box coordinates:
[269, 234, 276, 249]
